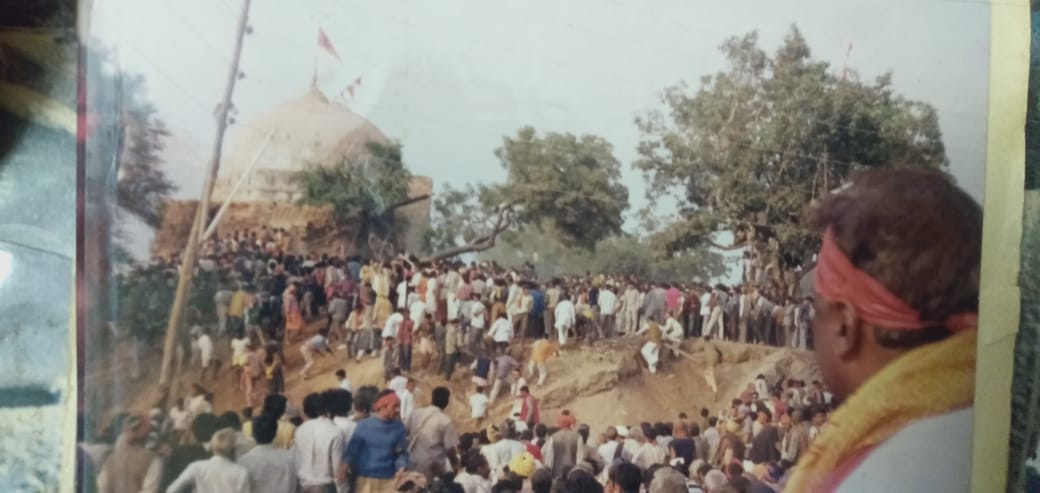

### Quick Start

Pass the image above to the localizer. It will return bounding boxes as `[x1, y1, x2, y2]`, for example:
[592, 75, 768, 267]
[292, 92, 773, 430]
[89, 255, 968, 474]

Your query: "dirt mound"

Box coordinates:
[111, 329, 819, 437]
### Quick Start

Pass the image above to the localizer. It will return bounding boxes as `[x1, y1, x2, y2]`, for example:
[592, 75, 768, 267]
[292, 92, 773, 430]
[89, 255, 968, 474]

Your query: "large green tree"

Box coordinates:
[424, 127, 630, 260]
[475, 229, 726, 282]
[635, 26, 947, 286]
[293, 141, 418, 256]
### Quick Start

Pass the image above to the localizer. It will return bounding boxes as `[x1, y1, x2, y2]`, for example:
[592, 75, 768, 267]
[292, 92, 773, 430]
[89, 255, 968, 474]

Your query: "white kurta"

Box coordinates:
[834, 408, 972, 493]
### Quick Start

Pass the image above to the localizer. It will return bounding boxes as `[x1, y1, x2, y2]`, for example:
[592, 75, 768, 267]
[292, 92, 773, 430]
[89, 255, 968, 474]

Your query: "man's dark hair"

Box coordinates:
[354, 385, 379, 414]
[459, 433, 476, 454]
[303, 393, 324, 419]
[725, 462, 744, 477]
[432, 387, 451, 409]
[678, 412, 688, 420]
[464, 449, 487, 473]
[708, 416, 718, 427]
[262, 394, 287, 419]
[191, 413, 220, 443]
[218, 411, 241, 431]
[252, 415, 278, 445]
[757, 407, 773, 422]
[335, 369, 346, 379]
[530, 468, 553, 493]
[534, 423, 548, 439]
[728, 475, 751, 493]
[326, 389, 353, 417]
[609, 464, 643, 493]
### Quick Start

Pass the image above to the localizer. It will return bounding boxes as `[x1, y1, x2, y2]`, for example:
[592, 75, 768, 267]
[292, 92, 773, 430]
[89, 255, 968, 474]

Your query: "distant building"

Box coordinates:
[153, 86, 432, 259]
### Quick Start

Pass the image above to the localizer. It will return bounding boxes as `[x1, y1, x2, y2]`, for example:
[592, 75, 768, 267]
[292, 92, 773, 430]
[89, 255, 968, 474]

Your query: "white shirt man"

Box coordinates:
[554, 297, 577, 345]
[196, 333, 214, 369]
[399, 385, 416, 424]
[291, 413, 346, 491]
[382, 311, 405, 340]
[481, 437, 527, 479]
[167, 455, 249, 493]
[389, 374, 409, 395]
[700, 292, 712, 318]
[470, 391, 490, 420]
[409, 300, 427, 328]
[238, 442, 297, 493]
[168, 430, 250, 493]
[396, 280, 409, 309]
[622, 286, 642, 334]
[425, 276, 439, 315]
[338, 375, 353, 394]
[488, 317, 513, 344]
[662, 316, 684, 343]
[598, 288, 618, 316]
[470, 302, 487, 330]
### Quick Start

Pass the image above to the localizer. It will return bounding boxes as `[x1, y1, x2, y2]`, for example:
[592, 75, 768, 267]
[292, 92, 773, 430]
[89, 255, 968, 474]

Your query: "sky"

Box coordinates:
[92, 0, 991, 281]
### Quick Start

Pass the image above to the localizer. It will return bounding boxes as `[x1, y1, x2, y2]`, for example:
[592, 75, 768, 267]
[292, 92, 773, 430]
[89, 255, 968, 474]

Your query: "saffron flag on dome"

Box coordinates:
[318, 27, 341, 61]
[341, 76, 362, 100]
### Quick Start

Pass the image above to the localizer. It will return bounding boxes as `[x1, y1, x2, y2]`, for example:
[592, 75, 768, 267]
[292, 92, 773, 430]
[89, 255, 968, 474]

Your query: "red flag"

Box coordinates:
[346, 76, 362, 98]
[318, 28, 341, 61]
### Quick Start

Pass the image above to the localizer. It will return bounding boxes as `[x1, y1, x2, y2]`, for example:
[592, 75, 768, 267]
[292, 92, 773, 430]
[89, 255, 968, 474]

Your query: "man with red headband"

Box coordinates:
[542, 410, 585, 479]
[783, 169, 982, 493]
[340, 390, 410, 493]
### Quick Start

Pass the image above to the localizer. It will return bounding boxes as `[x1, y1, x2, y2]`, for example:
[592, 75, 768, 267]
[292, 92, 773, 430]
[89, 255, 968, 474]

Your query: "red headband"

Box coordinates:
[375, 393, 400, 411]
[814, 227, 976, 332]
[557, 413, 577, 428]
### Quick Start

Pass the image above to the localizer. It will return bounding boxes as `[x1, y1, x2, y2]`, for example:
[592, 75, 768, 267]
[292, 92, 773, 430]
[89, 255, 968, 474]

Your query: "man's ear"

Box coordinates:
[834, 302, 863, 360]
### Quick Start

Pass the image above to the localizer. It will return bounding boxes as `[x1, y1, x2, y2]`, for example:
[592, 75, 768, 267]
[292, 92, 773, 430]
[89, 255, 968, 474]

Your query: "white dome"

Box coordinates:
[212, 87, 389, 203]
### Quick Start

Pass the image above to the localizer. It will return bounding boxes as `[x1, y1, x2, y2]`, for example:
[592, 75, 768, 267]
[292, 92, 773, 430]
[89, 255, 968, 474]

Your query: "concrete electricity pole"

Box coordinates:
[158, 0, 253, 385]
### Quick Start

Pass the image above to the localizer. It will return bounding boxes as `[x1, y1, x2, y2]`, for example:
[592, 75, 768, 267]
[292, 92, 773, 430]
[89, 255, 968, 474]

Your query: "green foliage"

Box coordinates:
[425, 127, 630, 257]
[479, 229, 726, 283]
[293, 140, 411, 238]
[493, 126, 630, 250]
[635, 26, 947, 266]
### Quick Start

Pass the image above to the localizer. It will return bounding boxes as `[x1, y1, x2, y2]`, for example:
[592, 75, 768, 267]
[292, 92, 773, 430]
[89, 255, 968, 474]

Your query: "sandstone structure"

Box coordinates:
[153, 86, 431, 259]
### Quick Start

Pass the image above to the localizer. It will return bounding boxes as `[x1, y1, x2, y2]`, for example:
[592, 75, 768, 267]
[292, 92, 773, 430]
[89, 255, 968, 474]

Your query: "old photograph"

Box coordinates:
[77, 0, 992, 492]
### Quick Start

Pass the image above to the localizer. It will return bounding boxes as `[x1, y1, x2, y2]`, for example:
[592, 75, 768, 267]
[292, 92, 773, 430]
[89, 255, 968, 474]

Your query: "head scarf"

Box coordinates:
[815, 227, 977, 331]
[509, 452, 536, 478]
[556, 411, 577, 429]
[374, 392, 400, 412]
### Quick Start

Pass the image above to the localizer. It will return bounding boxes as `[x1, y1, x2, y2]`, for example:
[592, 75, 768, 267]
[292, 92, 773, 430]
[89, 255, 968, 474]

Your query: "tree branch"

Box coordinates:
[385, 194, 430, 211]
[420, 204, 516, 262]
[707, 239, 748, 251]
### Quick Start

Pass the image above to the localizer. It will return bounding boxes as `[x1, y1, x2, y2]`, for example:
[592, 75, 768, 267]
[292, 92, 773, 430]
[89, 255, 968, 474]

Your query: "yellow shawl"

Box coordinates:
[784, 329, 976, 492]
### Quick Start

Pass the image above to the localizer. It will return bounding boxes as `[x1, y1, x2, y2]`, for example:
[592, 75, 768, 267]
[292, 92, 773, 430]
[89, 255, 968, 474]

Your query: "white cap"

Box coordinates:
[617, 426, 629, 438]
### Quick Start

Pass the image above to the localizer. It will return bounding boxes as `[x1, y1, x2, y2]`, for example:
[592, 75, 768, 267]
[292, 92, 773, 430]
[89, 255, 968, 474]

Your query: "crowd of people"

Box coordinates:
[77, 360, 837, 493]
[84, 168, 989, 492]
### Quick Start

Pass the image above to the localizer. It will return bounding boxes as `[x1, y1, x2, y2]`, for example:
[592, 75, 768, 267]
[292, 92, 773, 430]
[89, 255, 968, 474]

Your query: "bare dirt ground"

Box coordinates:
[104, 320, 820, 436]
